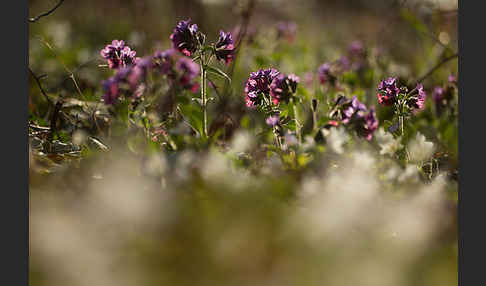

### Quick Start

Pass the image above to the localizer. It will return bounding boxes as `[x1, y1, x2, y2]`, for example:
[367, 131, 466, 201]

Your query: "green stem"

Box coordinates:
[199, 56, 208, 138]
[291, 98, 301, 146]
[399, 115, 404, 137]
[273, 126, 282, 149]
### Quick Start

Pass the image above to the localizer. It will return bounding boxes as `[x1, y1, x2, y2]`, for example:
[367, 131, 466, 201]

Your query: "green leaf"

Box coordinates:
[205, 65, 231, 83]
[179, 104, 203, 136]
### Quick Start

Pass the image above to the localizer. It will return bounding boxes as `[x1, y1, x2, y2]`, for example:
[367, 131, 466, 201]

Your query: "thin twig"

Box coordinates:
[37, 36, 85, 98]
[29, 0, 66, 23]
[29, 67, 54, 107]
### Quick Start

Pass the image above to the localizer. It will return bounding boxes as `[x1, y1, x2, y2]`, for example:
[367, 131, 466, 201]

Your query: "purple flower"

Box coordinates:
[170, 19, 199, 57]
[102, 77, 119, 105]
[128, 57, 152, 90]
[338, 56, 351, 71]
[407, 83, 426, 110]
[153, 49, 176, 75]
[277, 21, 297, 42]
[377, 77, 400, 106]
[176, 57, 199, 89]
[270, 73, 299, 105]
[303, 72, 314, 87]
[244, 68, 280, 108]
[120, 46, 136, 66]
[100, 40, 137, 69]
[432, 86, 444, 103]
[266, 114, 280, 127]
[448, 74, 456, 84]
[332, 95, 367, 124]
[359, 107, 378, 141]
[215, 30, 235, 64]
[348, 40, 365, 58]
[318, 63, 336, 86]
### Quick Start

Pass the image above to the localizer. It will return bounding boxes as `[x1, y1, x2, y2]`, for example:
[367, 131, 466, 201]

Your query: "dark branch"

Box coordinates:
[416, 52, 458, 83]
[407, 52, 458, 95]
[29, 0, 65, 23]
[29, 67, 54, 107]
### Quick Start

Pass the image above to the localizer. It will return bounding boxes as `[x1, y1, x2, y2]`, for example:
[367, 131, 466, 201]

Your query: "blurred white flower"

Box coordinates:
[375, 128, 403, 156]
[327, 127, 349, 154]
[398, 164, 419, 183]
[408, 132, 435, 163]
[230, 130, 254, 153]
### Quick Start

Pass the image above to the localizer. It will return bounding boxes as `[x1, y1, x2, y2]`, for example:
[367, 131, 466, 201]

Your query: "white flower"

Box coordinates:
[375, 128, 403, 156]
[398, 164, 419, 183]
[408, 132, 435, 163]
[230, 130, 254, 154]
[327, 127, 349, 154]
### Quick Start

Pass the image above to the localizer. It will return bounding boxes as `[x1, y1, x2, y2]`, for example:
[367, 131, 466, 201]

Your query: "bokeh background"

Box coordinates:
[29, 1, 458, 285]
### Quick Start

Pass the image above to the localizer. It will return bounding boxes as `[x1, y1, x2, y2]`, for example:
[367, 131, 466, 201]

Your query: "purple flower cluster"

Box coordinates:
[153, 48, 200, 92]
[269, 73, 300, 105]
[342, 96, 367, 124]
[377, 77, 400, 106]
[176, 57, 200, 91]
[170, 19, 199, 57]
[431, 75, 457, 115]
[101, 57, 151, 104]
[358, 108, 379, 141]
[348, 40, 365, 58]
[276, 21, 297, 42]
[244, 68, 280, 108]
[329, 95, 378, 140]
[100, 40, 137, 69]
[153, 49, 175, 75]
[214, 31, 235, 64]
[318, 63, 337, 86]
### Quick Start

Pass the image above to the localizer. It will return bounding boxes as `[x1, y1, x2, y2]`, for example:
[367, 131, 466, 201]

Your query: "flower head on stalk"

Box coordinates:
[269, 73, 299, 105]
[215, 30, 235, 64]
[377, 77, 400, 106]
[170, 19, 200, 56]
[100, 40, 137, 69]
[244, 68, 280, 108]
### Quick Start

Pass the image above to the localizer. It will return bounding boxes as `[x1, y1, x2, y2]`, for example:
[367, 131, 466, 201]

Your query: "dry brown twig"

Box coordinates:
[29, 0, 66, 23]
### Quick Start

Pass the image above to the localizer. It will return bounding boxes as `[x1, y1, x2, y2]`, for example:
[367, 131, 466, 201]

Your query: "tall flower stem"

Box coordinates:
[291, 98, 302, 146]
[399, 115, 404, 137]
[199, 54, 208, 138]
